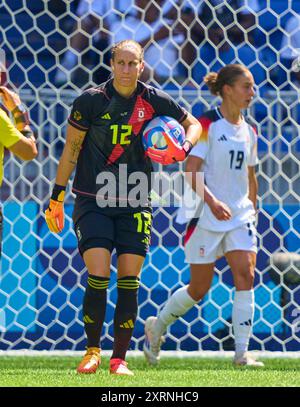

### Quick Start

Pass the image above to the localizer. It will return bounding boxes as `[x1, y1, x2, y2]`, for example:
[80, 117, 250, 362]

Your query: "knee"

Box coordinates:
[188, 283, 210, 302]
[235, 256, 255, 288]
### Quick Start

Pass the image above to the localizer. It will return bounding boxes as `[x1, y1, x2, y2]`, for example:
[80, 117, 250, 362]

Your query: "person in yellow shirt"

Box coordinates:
[0, 74, 37, 256]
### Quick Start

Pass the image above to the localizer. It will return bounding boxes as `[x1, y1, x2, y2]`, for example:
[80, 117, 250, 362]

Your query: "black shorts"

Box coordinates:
[72, 197, 152, 257]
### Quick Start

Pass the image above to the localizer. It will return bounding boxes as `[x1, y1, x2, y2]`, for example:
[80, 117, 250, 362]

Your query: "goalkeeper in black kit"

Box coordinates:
[45, 40, 201, 376]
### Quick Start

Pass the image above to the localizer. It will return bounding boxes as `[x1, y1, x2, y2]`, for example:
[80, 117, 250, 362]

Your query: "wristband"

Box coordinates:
[21, 129, 37, 140]
[181, 139, 194, 157]
[12, 104, 30, 126]
[51, 184, 66, 202]
[12, 104, 27, 115]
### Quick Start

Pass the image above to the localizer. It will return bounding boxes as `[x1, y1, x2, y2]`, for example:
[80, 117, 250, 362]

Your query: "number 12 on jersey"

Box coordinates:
[110, 124, 132, 145]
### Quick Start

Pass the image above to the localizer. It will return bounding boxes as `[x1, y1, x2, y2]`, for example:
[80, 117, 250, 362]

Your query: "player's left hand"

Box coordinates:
[147, 135, 193, 165]
[45, 199, 64, 233]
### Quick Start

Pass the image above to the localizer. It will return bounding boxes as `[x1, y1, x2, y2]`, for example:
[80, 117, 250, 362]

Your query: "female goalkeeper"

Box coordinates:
[144, 64, 264, 368]
[44, 39, 201, 376]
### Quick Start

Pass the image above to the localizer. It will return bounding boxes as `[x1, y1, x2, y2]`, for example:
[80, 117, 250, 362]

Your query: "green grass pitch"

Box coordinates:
[0, 356, 299, 387]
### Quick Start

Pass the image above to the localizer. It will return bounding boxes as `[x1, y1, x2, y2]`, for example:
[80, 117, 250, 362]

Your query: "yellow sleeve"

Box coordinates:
[0, 108, 22, 148]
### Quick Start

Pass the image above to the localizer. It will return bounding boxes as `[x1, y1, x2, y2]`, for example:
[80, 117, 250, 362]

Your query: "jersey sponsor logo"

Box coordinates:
[101, 113, 111, 120]
[73, 110, 82, 121]
[218, 134, 227, 141]
[199, 246, 205, 256]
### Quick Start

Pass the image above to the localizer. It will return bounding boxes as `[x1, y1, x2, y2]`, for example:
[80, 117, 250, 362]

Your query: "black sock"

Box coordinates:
[112, 276, 140, 360]
[83, 275, 109, 348]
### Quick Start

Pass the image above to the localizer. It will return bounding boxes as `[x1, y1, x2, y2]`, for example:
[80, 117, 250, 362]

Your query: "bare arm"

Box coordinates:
[185, 155, 203, 196]
[248, 166, 258, 211]
[185, 155, 231, 221]
[9, 133, 37, 160]
[0, 86, 37, 160]
[181, 112, 202, 147]
[44, 125, 86, 233]
[55, 124, 86, 187]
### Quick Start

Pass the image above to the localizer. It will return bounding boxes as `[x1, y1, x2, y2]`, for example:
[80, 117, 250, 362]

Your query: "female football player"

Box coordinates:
[45, 40, 201, 376]
[144, 64, 264, 367]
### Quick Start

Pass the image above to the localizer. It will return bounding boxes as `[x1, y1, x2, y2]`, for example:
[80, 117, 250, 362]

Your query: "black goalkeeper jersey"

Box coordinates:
[68, 79, 187, 206]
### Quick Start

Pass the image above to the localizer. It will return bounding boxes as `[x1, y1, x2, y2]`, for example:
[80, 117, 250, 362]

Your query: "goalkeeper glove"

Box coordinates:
[45, 184, 66, 233]
[147, 135, 193, 165]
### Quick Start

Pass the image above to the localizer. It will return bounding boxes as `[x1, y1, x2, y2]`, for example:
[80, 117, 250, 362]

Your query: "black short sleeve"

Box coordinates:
[68, 92, 93, 131]
[152, 88, 188, 123]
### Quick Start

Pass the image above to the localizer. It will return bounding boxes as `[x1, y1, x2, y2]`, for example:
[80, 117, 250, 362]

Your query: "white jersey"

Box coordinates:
[190, 107, 258, 232]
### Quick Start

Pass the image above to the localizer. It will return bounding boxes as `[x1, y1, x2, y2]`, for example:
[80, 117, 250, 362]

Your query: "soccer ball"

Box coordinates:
[142, 116, 185, 154]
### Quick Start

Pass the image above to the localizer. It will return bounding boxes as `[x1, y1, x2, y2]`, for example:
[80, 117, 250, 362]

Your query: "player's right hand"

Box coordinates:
[45, 199, 64, 233]
[209, 198, 232, 221]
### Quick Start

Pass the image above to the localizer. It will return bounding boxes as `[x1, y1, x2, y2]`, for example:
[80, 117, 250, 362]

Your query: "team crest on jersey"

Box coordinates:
[199, 246, 205, 256]
[73, 110, 82, 121]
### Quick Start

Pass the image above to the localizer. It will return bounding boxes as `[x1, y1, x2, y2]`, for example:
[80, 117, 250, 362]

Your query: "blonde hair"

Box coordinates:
[204, 64, 250, 97]
[111, 40, 144, 62]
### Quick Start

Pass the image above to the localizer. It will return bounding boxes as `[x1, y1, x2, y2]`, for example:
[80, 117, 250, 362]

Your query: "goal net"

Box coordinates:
[0, 0, 299, 353]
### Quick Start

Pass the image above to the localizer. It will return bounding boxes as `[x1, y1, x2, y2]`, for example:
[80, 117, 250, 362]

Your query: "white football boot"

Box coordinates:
[143, 316, 165, 365]
[233, 352, 265, 367]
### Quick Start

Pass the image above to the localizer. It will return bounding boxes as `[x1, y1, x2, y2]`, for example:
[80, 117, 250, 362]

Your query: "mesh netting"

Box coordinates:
[0, 0, 299, 352]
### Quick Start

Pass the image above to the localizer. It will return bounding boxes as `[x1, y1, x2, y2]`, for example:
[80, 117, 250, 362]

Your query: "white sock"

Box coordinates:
[232, 289, 254, 356]
[155, 286, 198, 336]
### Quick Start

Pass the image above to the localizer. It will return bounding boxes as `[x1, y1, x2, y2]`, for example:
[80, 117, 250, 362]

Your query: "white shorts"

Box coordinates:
[184, 222, 257, 264]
